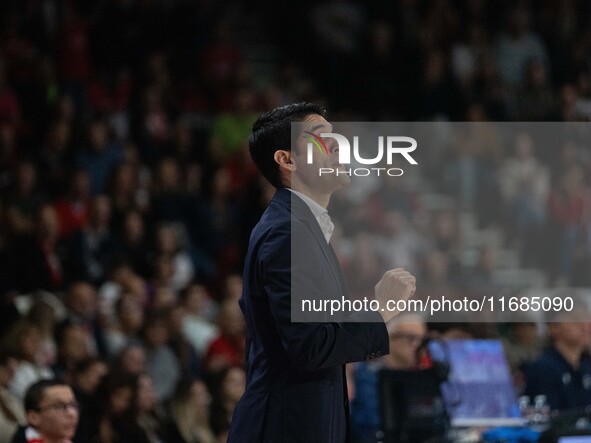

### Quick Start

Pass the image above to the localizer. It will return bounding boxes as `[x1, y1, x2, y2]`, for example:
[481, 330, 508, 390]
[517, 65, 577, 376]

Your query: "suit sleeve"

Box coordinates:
[258, 222, 389, 371]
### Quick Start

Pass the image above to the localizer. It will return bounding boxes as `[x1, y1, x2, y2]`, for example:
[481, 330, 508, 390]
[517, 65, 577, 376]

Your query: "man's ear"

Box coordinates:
[27, 410, 40, 428]
[274, 150, 296, 172]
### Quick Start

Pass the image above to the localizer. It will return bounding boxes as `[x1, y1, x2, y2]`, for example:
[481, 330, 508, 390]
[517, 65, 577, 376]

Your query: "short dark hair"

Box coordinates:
[249, 102, 326, 188]
[74, 357, 105, 376]
[24, 379, 69, 412]
[0, 350, 17, 366]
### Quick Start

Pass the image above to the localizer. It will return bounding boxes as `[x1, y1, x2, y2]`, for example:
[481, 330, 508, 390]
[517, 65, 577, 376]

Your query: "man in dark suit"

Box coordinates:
[228, 103, 416, 442]
[524, 310, 591, 411]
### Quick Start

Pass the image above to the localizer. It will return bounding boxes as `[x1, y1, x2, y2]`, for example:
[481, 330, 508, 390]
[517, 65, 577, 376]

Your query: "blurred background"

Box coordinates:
[0, 0, 591, 442]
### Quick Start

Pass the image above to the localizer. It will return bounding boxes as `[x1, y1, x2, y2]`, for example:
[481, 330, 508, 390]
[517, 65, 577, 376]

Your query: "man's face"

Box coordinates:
[388, 322, 427, 369]
[27, 386, 79, 440]
[290, 114, 351, 192]
[68, 283, 98, 320]
[551, 321, 588, 349]
[61, 325, 89, 361]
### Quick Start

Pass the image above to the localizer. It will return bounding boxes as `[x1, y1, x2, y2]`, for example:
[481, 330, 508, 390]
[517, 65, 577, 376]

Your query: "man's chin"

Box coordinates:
[336, 174, 352, 188]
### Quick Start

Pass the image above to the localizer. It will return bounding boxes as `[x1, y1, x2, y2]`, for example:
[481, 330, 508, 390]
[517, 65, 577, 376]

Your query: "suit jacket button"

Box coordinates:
[376, 351, 382, 357]
[370, 352, 376, 359]
[365, 354, 371, 360]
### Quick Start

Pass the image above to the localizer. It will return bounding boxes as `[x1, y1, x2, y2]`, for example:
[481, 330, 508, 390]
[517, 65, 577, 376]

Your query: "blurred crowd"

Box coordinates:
[0, 0, 590, 442]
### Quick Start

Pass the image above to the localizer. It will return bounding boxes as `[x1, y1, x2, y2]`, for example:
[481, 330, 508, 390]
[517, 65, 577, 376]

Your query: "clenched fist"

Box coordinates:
[375, 268, 416, 323]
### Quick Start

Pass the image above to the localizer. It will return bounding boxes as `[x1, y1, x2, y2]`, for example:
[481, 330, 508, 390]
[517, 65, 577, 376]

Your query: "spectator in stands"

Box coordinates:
[496, 7, 549, 89]
[106, 292, 145, 356]
[464, 245, 500, 296]
[142, 311, 181, 402]
[115, 345, 146, 376]
[75, 117, 124, 195]
[524, 310, 591, 411]
[145, 257, 177, 309]
[98, 259, 136, 323]
[181, 283, 219, 357]
[502, 321, 545, 393]
[107, 163, 139, 229]
[71, 358, 107, 407]
[0, 351, 26, 443]
[220, 274, 243, 302]
[419, 49, 462, 120]
[208, 366, 245, 440]
[375, 210, 428, 276]
[65, 196, 116, 285]
[167, 379, 215, 443]
[136, 373, 167, 443]
[62, 281, 108, 359]
[150, 157, 187, 224]
[11, 379, 78, 443]
[52, 322, 90, 385]
[118, 209, 150, 277]
[38, 119, 74, 199]
[350, 314, 427, 443]
[53, 169, 91, 240]
[93, 371, 150, 443]
[4, 321, 53, 401]
[165, 304, 201, 379]
[499, 132, 550, 265]
[209, 89, 256, 163]
[139, 84, 173, 164]
[152, 223, 194, 292]
[26, 299, 59, 369]
[515, 59, 558, 121]
[345, 232, 388, 301]
[201, 167, 242, 270]
[417, 249, 458, 301]
[204, 300, 245, 373]
[445, 106, 502, 216]
[548, 164, 591, 285]
[71, 358, 108, 443]
[6, 204, 64, 292]
[5, 161, 45, 236]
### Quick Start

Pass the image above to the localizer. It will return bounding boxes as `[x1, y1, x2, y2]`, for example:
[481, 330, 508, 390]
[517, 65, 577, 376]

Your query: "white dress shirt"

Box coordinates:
[288, 189, 334, 243]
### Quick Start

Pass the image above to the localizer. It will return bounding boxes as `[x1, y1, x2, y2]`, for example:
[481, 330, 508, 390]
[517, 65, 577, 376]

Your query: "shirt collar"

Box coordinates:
[288, 189, 333, 243]
[288, 189, 327, 218]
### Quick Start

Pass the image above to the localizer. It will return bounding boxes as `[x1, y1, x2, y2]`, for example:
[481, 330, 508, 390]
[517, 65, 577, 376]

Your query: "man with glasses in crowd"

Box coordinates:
[350, 313, 427, 443]
[11, 379, 79, 443]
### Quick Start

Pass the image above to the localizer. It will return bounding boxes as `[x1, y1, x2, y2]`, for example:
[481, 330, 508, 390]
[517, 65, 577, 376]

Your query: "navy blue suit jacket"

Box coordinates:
[228, 188, 389, 443]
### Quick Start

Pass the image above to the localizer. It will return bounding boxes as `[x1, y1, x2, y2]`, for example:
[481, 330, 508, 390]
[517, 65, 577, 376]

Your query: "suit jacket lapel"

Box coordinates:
[273, 188, 346, 299]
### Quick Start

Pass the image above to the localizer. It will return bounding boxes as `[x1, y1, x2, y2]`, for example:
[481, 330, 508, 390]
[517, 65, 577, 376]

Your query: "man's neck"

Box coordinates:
[26, 426, 70, 443]
[555, 341, 584, 370]
[289, 183, 330, 209]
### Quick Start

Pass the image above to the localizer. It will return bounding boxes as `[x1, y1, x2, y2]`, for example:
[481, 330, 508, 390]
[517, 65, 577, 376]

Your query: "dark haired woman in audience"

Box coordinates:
[167, 378, 215, 443]
[93, 371, 150, 443]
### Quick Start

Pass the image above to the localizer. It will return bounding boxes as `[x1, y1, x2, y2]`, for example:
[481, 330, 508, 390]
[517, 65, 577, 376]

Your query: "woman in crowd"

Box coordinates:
[3, 321, 53, 401]
[92, 371, 150, 443]
[136, 373, 168, 443]
[208, 366, 245, 439]
[167, 378, 215, 443]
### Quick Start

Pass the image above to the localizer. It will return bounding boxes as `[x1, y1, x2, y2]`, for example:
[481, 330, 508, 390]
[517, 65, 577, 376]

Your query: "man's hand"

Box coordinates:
[375, 268, 416, 323]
